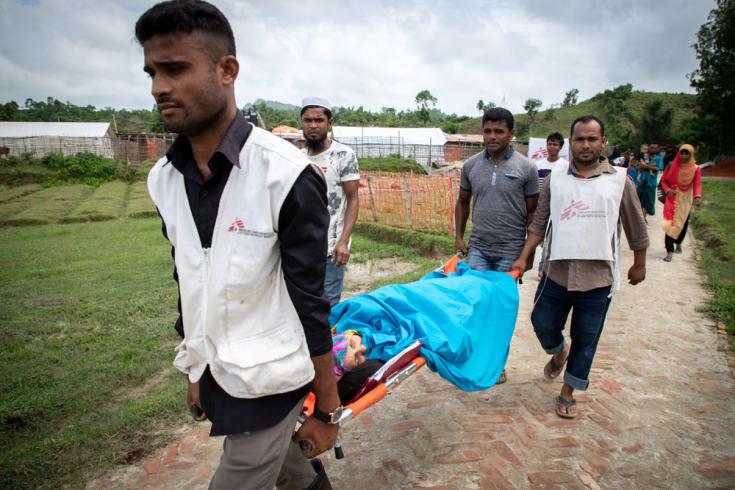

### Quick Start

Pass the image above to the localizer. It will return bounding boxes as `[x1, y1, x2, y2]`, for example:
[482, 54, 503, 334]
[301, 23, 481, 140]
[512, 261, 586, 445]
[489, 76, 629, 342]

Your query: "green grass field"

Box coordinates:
[0, 218, 183, 489]
[690, 180, 735, 351]
[0, 217, 448, 489]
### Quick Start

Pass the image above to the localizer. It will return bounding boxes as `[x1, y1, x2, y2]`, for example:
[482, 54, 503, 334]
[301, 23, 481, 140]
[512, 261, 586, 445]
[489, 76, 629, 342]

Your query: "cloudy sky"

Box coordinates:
[0, 0, 714, 116]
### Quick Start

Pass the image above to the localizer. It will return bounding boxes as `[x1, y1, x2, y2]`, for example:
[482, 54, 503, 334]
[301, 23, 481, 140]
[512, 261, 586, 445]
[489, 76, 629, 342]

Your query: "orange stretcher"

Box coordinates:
[300, 255, 520, 459]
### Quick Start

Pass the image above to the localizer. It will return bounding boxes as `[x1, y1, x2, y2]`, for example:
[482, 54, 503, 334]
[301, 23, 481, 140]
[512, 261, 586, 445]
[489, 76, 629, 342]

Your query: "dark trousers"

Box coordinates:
[531, 277, 612, 391]
[665, 215, 690, 253]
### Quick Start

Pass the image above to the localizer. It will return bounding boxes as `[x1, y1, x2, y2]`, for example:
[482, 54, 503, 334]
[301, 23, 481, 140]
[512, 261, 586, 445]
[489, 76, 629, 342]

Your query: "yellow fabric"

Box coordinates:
[662, 188, 693, 239]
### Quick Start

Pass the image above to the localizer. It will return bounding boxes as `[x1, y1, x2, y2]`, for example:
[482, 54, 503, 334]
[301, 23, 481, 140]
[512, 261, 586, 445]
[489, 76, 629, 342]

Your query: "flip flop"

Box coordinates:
[663, 256, 672, 262]
[496, 369, 508, 385]
[543, 347, 569, 380]
[555, 396, 577, 419]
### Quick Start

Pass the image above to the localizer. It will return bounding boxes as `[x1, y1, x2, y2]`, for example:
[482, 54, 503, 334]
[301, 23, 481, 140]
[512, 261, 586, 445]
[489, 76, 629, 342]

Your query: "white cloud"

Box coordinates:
[0, 0, 713, 117]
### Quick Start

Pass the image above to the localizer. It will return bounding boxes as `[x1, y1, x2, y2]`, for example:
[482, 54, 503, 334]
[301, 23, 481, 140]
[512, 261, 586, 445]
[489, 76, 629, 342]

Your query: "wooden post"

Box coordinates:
[402, 175, 412, 229]
[448, 175, 456, 236]
[367, 174, 378, 223]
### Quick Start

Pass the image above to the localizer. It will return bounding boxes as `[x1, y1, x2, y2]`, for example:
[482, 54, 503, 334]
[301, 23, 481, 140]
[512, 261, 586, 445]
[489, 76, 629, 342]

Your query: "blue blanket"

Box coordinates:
[330, 262, 519, 391]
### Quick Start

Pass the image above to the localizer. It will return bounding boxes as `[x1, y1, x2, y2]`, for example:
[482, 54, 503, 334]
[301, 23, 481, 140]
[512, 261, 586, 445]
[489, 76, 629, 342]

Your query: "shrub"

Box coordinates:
[358, 155, 427, 174]
[40, 153, 134, 185]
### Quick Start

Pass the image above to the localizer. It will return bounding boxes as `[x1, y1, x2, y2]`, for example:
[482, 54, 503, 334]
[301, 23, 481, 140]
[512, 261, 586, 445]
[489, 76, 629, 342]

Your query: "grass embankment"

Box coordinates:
[358, 155, 427, 174]
[0, 218, 453, 489]
[0, 177, 157, 225]
[125, 181, 157, 218]
[690, 180, 735, 352]
[2, 185, 94, 226]
[62, 181, 129, 223]
[352, 222, 454, 287]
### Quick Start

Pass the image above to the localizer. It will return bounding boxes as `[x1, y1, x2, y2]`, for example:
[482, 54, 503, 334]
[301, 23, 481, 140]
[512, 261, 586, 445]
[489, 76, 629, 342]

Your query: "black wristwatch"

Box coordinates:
[312, 405, 343, 425]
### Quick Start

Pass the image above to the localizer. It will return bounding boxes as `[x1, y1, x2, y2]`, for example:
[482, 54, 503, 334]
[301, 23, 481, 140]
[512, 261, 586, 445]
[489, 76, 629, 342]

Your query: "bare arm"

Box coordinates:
[628, 249, 647, 285]
[454, 189, 472, 254]
[511, 232, 545, 274]
[333, 180, 359, 267]
[294, 352, 340, 458]
[525, 196, 538, 229]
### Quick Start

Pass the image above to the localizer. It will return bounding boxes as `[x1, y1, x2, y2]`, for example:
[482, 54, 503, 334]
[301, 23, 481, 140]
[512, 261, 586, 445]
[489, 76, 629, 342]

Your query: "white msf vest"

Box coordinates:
[148, 126, 315, 398]
[547, 163, 627, 290]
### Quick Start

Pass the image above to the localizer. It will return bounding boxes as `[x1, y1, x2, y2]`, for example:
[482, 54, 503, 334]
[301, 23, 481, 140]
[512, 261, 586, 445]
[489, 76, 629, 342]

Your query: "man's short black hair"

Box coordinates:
[570, 115, 605, 137]
[482, 107, 514, 130]
[300, 106, 333, 119]
[546, 132, 564, 146]
[135, 0, 236, 58]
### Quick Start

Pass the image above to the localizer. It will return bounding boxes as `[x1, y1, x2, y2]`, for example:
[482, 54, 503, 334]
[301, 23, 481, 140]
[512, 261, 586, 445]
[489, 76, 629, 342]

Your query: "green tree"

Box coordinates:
[638, 100, 674, 144]
[0, 101, 19, 120]
[594, 83, 634, 144]
[476, 99, 484, 113]
[689, 0, 735, 154]
[562, 88, 579, 107]
[523, 98, 542, 122]
[543, 103, 558, 121]
[415, 90, 438, 125]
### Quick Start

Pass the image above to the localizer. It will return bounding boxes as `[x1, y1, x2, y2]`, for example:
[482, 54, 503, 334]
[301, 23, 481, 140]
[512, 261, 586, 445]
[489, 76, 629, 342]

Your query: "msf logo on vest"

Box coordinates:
[227, 218, 276, 238]
[560, 200, 590, 221]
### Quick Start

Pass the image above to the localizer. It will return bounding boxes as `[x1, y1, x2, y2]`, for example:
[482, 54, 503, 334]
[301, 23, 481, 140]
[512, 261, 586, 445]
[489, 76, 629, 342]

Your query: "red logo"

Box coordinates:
[560, 200, 590, 221]
[531, 148, 549, 160]
[228, 218, 245, 232]
[320, 166, 328, 173]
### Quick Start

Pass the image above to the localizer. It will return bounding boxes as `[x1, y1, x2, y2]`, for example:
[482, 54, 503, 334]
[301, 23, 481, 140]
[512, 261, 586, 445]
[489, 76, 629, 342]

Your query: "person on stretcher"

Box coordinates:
[288, 264, 519, 488]
[331, 329, 390, 404]
[329, 261, 519, 399]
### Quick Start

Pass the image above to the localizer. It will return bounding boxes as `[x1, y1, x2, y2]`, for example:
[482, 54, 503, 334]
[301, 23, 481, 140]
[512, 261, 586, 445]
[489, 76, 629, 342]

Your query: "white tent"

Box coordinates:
[0, 122, 115, 158]
[331, 126, 446, 166]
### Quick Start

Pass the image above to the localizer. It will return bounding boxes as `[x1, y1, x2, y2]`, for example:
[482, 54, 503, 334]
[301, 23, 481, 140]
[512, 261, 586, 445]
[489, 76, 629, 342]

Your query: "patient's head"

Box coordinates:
[332, 329, 367, 377]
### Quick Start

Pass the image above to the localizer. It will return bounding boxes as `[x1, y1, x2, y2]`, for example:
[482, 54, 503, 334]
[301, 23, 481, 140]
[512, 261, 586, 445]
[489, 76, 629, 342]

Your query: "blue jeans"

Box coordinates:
[531, 277, 612, 391]
[324, 256, 345, 307]
[466, 249, 514, 272]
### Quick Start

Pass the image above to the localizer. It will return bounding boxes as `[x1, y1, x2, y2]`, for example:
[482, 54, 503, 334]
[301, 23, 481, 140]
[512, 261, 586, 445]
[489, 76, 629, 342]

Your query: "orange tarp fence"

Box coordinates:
[358, 171, 460, 235]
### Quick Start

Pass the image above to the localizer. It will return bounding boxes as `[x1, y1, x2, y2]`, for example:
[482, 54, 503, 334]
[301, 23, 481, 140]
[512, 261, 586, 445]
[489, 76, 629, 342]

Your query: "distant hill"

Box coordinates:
[249, 99, 300, 112]
[457, 90, 697, 142]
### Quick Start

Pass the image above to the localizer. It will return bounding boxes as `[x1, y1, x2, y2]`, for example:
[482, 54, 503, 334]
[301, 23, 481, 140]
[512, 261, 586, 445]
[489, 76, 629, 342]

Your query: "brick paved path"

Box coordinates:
[89, 211, 735, 489]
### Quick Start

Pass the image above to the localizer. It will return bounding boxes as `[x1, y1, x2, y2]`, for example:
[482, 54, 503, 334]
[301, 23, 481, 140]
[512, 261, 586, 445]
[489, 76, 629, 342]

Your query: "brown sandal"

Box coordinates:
[496, 369, 507, 385]
[543, 347, 569, 380]
[555, 396, 577, 418]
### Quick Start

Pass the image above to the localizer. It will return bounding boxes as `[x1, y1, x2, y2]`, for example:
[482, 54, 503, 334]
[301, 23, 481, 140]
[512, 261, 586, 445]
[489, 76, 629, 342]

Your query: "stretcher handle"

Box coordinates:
[346, 383, 387, 417]
[445, 254, 522, 281]
[507, 269, 521, 280]
[345, 356, 428, 417]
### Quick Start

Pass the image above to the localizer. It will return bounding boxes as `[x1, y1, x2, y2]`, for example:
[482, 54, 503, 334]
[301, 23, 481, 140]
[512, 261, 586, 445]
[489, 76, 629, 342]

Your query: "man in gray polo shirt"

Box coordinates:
[455, 107, 539, 384]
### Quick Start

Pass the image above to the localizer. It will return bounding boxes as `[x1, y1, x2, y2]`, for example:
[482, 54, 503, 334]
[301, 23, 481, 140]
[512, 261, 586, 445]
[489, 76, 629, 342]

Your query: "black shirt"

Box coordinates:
[160, 113, 332, 435]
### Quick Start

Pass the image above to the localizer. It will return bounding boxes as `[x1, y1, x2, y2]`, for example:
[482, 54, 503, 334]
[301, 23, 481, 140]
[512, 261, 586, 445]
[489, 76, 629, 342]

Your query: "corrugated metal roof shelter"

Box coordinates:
[331, 126, 446, 166]
[0, 122, 115, 159]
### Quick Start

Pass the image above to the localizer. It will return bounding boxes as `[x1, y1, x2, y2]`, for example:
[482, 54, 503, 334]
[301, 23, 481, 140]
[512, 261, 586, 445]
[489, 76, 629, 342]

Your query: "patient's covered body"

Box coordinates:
[330, 262, 518, 391]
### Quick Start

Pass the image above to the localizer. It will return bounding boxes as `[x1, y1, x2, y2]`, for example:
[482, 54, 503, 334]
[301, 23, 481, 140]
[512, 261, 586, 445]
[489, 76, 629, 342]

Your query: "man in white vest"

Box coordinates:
[137, 1, 339, 488]
[511, 115, 649, 419]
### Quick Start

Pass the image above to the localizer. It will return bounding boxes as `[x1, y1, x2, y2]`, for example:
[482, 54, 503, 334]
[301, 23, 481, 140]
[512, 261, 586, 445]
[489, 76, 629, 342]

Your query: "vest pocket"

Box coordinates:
[220, 283, 303, 368]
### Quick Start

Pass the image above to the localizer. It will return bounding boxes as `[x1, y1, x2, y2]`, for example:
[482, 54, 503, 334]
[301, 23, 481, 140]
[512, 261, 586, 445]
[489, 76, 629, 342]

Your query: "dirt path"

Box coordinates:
[88, 206, 735, 489]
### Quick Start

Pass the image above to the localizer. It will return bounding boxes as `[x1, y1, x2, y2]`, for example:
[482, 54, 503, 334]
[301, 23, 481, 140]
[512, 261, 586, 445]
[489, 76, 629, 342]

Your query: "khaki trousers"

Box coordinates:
[208, 397, 316, 490]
